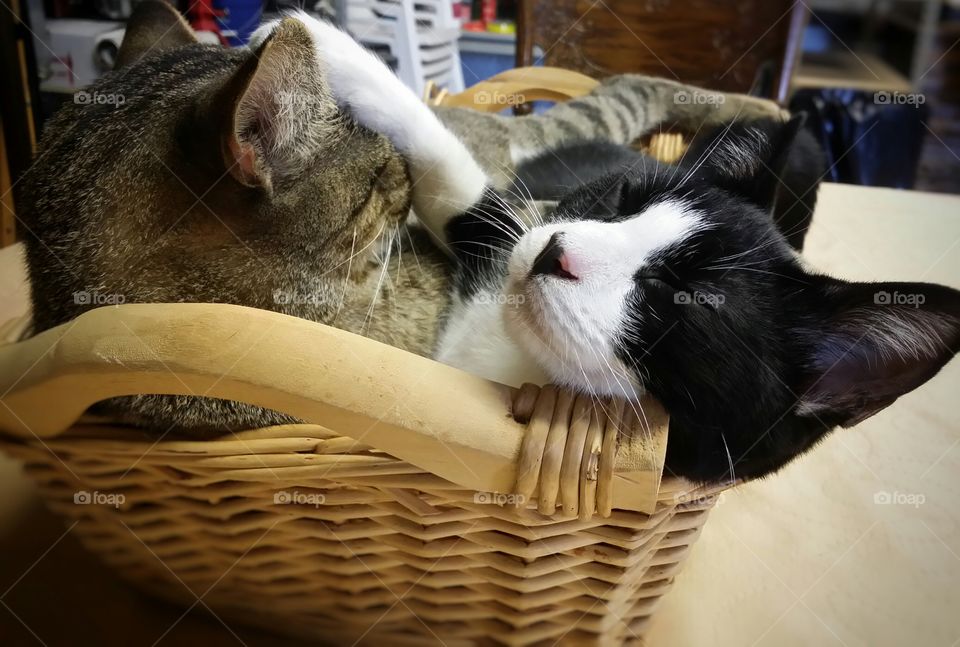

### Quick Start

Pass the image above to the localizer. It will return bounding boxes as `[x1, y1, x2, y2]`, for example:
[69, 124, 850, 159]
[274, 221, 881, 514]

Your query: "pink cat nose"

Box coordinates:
[531, 233, 578, 280]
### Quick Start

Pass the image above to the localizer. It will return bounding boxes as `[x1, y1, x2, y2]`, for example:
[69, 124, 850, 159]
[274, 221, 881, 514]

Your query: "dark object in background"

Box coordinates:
[914, 9, 960, 194]
[0, 0, 42, 189]
[213, 0, 262, 45]
[791, 88, 929, 189]
[516, 0, 807, 102]
[776, 126, 828, 250]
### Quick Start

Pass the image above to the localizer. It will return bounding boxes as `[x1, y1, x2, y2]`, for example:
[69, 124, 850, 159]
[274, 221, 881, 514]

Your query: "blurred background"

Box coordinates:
[2, 0, 959, 250]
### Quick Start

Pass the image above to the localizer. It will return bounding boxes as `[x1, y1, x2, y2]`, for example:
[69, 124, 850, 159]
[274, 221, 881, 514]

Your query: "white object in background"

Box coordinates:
[347, 0, 464, 95]
[93, 27, 126, 73]
[95, 0, 136, 20]
[195, 31, 224, 45]
[42, 19, 124, 92]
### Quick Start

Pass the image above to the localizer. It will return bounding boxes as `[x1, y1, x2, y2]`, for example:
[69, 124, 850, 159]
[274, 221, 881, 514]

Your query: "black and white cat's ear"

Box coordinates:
[115, 0, 198, 70]
[214, 18, 335, 190]
[794, 279, 960, 427]
[693, 115, 805, 211]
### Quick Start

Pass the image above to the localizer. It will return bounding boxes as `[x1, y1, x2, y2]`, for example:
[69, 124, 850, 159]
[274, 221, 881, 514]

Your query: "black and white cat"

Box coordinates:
[279, 14, 960, 484]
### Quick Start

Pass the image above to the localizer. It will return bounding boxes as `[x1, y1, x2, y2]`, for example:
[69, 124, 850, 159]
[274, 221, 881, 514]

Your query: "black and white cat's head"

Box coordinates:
[502, 120, 960, 482]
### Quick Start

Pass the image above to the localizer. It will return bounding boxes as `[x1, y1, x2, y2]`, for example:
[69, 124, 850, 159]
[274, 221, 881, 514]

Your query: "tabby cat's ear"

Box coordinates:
[215, 18, 335, 191]
[695, 115, 805, 211]
[115, 0, 198, 70]
[793, 279, 960, 427]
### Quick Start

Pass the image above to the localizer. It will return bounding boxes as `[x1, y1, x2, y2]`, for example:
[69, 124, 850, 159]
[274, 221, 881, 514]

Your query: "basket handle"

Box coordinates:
[0, 303, 669, 513]
[0, 313, 31, 346]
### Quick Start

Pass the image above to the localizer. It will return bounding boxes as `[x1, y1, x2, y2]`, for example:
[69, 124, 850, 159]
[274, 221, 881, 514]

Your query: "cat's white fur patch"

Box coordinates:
[435, 292, 550, 387]
[437, 200, 705, 398]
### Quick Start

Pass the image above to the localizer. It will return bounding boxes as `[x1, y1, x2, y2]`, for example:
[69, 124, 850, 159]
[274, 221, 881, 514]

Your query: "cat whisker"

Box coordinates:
[321, 218, 387, 277]
[507, 173, 547, 229]
[402, 222, 424, 272]
[703, 265, 808, 282]
[711, 231, 785, 265]
[666, 115, 714, 187]
[332, 227, 358, 325]
[361, 226, 395, 334]
[422, 192, 527, 244]
[593, 343, 649, 439]
[721, 432, 736, 485]
[485, 190, 532, 234]
[463, 209, 526, 246]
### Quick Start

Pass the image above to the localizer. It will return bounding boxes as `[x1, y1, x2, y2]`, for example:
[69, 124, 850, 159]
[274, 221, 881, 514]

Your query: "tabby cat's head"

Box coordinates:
[21, 1, 410, 332]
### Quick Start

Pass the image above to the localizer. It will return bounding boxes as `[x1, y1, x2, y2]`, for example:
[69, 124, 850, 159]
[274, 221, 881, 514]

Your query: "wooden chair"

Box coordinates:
[516, 0, 808, 104]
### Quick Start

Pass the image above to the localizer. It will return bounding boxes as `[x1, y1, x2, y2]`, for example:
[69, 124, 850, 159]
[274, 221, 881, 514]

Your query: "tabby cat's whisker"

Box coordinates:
[321, 218, 387, 277]
[361, 226, 394, 334]
[331, 226, 358, 325]
[402, 223, 424, 272]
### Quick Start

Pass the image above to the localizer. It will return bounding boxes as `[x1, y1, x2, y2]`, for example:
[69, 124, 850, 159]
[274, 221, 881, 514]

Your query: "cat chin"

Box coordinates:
[501, 286, 643, 401]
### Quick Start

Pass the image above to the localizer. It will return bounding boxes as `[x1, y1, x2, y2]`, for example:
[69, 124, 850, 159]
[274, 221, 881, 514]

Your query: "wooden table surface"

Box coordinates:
[0, 182, 958, 646]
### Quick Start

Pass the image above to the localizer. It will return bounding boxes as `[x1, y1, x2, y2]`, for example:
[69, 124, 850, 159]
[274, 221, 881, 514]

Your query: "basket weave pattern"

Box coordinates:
[3, 422, 722, 645]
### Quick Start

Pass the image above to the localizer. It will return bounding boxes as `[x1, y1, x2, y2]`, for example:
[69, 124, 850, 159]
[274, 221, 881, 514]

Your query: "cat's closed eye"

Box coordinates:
[638, 273, 724, 313]
[636, 272, 682, 292]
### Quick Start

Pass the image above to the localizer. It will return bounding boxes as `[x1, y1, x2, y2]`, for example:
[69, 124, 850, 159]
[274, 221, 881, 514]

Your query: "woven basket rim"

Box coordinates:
[0, 303, 675, 513]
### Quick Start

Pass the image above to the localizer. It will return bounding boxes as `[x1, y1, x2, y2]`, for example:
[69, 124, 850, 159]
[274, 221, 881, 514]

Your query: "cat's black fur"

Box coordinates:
[513, 118, 826, 251]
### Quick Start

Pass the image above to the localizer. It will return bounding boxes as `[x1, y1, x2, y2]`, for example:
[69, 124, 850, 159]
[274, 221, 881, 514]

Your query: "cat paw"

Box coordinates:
[255, 12, 486, 221]
[286, 11, 431, 154]
[719, 93, 790, 122]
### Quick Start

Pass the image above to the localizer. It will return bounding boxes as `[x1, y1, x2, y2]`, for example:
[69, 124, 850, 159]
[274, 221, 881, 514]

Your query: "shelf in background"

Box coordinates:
[793, 49, 913, 93]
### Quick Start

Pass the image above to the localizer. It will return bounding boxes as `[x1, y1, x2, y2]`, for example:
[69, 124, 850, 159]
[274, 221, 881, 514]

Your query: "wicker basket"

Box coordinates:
[0, 303, 726, 645]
